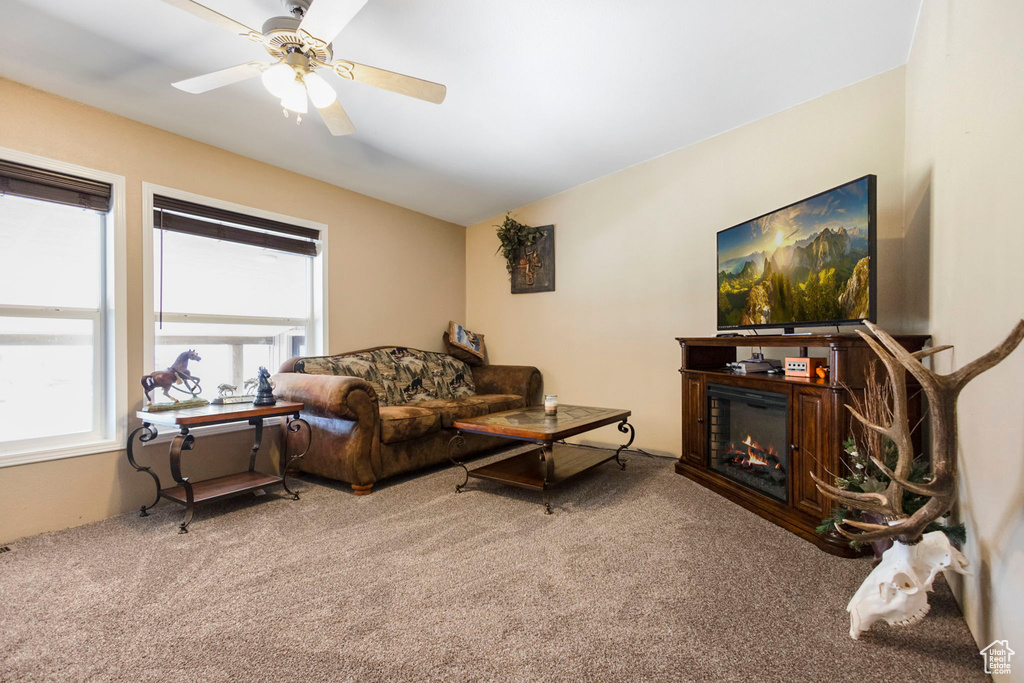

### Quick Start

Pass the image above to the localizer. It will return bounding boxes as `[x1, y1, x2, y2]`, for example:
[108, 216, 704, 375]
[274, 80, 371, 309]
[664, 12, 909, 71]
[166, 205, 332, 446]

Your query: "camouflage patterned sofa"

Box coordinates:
[273, 347, 542, 494]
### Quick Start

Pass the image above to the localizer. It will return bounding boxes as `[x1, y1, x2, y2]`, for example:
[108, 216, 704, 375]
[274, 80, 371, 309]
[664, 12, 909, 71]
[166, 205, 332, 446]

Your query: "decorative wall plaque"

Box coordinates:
[511, 225, 555, 294]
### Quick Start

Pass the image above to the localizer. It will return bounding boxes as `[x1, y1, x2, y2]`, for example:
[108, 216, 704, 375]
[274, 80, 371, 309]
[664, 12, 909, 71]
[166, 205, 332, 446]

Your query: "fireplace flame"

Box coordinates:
[726, 435, 780, 470]
[741, 435, 771, 466]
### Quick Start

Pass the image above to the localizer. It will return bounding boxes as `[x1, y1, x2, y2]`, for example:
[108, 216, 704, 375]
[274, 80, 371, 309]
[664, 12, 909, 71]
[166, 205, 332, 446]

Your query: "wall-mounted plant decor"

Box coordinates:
[494, 214, 555, 294]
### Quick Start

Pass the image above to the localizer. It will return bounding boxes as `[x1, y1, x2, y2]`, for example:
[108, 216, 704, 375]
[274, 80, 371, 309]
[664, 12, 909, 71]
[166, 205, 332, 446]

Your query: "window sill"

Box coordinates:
[0, 418, 287, 468]
[0, 438, 125, 469]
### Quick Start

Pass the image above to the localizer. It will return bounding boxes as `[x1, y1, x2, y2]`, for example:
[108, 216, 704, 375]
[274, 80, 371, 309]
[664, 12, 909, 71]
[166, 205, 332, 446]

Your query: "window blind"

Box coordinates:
[0, 159, 112, 211]
[153, 195, 319, 257]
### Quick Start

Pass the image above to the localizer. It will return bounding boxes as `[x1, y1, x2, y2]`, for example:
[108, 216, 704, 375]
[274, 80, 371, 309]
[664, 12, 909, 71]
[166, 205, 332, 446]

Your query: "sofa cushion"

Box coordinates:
[472, 393, 526, 414]
[367, 347, 439, 405]
[426, 353, 477, 400]
[408, 397, 489, 428]
[293, 352, 388, 402]
[379, 405, 441, 444]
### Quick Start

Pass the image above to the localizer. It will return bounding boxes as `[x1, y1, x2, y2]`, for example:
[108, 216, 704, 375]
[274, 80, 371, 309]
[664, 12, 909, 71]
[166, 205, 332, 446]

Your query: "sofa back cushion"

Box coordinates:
[428, 352, 477, 400]
[292, 347, 476, 406]
[372, 347, 439, 404]
[293, 352, 388, 401]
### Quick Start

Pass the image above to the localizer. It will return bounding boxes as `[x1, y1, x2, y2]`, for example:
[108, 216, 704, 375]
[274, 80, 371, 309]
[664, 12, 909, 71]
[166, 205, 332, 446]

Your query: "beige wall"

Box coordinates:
[904, 0, 1024, 674]
[0, 77, 465, 543]
[466, 67, 908, 454]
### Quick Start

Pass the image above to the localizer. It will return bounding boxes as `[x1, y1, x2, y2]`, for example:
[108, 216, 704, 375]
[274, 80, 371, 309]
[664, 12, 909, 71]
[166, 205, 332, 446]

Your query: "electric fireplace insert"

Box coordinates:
[707, 384, 789, 503]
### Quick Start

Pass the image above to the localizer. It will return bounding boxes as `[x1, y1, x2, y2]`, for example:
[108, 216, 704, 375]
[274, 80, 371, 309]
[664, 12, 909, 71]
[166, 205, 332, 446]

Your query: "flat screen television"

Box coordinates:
[717, 175, 876, 333]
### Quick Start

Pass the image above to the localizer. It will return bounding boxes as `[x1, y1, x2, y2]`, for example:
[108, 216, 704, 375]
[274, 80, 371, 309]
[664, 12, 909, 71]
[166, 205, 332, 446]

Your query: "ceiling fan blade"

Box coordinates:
[159, 0, 259, 37]
[298, 0, 368, 46]
[332, 61, 446, 104]
[316, 100, 356, 136]
[172, 62, 264, 94]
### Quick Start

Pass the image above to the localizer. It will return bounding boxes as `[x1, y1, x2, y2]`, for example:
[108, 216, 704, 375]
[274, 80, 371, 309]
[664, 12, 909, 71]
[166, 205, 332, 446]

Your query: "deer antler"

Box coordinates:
[813, 319, 1024, 545]
[810, 329, 918, 522]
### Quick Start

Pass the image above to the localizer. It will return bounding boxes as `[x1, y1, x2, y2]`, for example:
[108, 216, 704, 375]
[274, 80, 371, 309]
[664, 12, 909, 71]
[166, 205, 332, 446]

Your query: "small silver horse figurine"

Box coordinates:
[141, 349, 202, 404]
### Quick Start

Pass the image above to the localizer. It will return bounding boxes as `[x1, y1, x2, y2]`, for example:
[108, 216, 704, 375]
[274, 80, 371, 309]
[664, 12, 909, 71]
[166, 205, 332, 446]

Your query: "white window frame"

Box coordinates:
[141, 183, 328, 440]
[0, 146, 128, 467]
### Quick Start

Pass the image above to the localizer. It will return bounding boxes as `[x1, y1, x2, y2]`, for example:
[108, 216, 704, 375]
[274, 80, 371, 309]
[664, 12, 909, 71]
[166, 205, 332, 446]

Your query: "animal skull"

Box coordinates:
[847, 530, 969, 639]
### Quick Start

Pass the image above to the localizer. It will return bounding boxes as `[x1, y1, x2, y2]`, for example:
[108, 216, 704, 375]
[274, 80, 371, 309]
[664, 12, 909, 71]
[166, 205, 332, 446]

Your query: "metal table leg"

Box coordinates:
[248, 417, 263, 473]
[539, 441, 554, 514]
[613, 420, 635, 470]
[168, 427, 196, 534]
[281, 417, 310, 500]
[126, 423, 161, 516]
[446, 431, 469, 492]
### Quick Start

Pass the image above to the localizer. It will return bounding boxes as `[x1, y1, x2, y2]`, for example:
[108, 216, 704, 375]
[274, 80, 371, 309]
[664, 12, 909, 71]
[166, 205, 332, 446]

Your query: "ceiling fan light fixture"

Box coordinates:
[262, 62, 297, 98]
[303, 71, 336, 108]
[281, 82, 309, 114]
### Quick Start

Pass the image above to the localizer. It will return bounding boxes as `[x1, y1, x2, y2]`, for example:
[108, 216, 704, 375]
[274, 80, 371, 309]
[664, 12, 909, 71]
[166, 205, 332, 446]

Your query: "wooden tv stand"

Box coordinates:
[675, 333, 930, 557]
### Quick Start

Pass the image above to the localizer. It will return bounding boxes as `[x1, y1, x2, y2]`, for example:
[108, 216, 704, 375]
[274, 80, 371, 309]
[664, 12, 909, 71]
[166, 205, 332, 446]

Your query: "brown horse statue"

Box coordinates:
[141, 349, 202, 404]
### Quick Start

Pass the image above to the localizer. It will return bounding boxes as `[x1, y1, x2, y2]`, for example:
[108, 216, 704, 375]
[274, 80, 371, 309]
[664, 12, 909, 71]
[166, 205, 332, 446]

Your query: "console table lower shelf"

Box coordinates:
[126, 401, 310, 533]
[159, 471, 285, 506]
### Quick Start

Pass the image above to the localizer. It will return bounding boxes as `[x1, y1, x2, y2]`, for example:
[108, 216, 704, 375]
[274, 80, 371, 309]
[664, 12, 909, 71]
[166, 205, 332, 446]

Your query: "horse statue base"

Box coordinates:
[141, 397, 210, 413]
[210, 395, 256, 405]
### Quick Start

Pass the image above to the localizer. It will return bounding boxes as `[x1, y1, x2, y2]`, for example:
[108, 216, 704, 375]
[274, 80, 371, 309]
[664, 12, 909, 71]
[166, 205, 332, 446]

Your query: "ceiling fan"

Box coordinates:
[162, 0, 446, 136]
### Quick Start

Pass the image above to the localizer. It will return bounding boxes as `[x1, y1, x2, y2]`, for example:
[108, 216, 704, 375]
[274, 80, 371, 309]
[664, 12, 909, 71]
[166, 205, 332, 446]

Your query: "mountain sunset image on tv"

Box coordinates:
[717, 175, 876, 331]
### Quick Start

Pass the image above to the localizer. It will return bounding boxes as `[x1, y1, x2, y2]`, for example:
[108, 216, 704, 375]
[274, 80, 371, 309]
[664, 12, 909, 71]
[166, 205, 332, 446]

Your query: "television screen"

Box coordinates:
[717, 175, 876, 331]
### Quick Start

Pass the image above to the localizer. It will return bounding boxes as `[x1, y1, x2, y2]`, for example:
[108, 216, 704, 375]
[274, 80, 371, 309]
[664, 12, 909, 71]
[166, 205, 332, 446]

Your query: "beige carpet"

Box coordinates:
[0, 448, 987, 682]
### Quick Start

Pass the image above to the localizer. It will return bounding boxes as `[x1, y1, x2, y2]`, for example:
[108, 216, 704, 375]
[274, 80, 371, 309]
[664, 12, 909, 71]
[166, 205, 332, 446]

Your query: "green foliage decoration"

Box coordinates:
[494, 213, 543, 280]
[820, 436, 966, 548]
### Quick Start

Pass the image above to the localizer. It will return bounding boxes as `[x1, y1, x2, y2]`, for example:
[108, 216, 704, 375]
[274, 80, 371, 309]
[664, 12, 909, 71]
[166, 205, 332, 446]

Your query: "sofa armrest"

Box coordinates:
[272, 372, 378, 421]
[272, 372, 383, 488]
[471, 365, 543, 406]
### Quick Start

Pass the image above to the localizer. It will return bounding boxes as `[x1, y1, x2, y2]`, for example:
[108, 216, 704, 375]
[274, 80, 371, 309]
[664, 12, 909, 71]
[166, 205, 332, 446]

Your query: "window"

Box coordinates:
[0, 152, 126, 464]
[145, 189, 326, 405]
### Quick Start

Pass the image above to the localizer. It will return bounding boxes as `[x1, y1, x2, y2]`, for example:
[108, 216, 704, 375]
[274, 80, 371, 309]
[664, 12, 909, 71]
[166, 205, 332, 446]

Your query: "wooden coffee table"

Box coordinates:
[447, 405, 634, 514]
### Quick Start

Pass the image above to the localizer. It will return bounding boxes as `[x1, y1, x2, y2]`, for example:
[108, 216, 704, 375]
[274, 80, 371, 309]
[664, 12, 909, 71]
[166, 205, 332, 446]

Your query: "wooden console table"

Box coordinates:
[126, 401, 310, 533]
[675, 333, 930, 557]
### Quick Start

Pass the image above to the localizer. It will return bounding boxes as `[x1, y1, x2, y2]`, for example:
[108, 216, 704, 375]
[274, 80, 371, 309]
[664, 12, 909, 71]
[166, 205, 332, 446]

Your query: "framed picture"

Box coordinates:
[511, 225, 555, 294]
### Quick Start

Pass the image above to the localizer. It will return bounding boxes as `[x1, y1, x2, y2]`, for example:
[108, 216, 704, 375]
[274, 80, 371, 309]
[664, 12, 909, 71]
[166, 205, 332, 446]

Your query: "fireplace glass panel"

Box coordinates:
[707, 384, 789, 503]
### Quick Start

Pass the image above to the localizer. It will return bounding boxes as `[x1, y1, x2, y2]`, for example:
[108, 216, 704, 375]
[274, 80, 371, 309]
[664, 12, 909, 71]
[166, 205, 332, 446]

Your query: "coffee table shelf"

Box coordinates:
[449, 405, 634, 513]
[468, 444, 621, 491]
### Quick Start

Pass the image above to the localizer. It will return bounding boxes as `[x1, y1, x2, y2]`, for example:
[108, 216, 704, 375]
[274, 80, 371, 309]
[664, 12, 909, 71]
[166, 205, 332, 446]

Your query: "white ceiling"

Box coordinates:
[0, 0, 921, 225]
